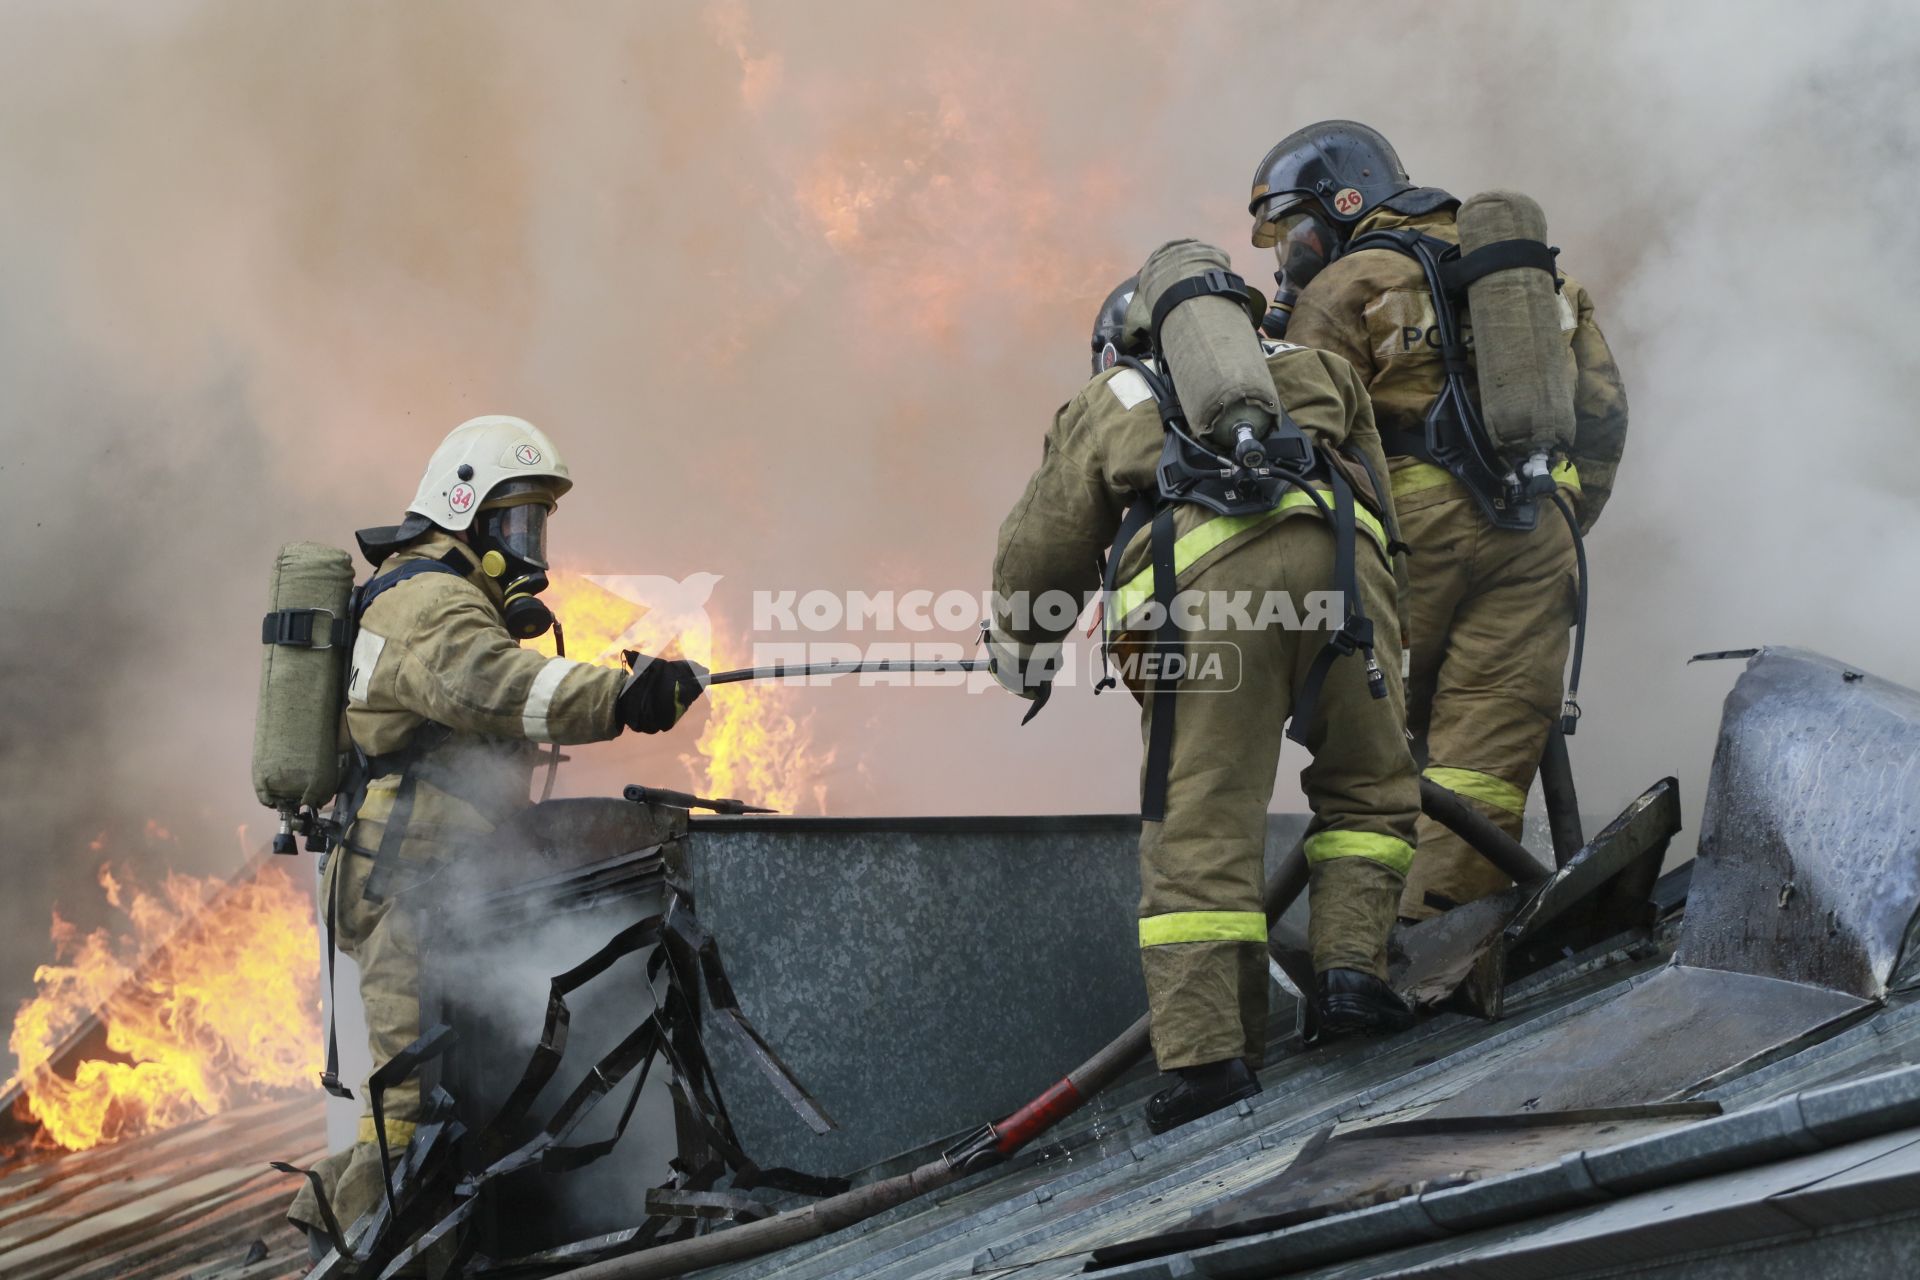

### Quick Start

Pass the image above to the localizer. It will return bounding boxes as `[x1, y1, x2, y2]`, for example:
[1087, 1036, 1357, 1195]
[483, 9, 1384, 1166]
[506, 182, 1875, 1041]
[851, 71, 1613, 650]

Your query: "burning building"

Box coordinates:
[2, 3, 1918, 1279]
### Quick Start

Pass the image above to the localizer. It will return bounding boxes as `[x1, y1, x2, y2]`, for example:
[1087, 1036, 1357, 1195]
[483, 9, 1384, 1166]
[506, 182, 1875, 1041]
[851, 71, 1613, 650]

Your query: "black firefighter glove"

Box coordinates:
[617, 654, 708, 733]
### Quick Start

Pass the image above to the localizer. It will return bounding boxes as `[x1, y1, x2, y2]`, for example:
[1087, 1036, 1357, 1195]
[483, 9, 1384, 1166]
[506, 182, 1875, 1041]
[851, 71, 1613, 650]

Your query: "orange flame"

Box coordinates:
[5, 860, 319, 1153]
[534, 571, 834, 814]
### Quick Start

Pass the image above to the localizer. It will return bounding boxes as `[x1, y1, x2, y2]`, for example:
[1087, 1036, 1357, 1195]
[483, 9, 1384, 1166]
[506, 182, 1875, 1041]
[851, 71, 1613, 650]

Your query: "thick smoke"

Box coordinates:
[1, 0, 1917, 1027]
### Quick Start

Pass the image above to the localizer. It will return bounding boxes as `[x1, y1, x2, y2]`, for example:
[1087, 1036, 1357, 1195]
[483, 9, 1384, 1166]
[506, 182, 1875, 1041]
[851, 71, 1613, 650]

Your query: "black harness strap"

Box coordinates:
[1140, 505, 1181, 823]
[355, 548, 472, 614]
[1438, 237, 1560, 293]
[341, 548, 473, 905]
[358, 770, 419, 905]
[1377, 425, 1437, 464]
[1288, 462, 1386, 745]
[319, 859, 353, 1099]
[1346, 228, 1543, 532]
[1340, 444, 1409, 559]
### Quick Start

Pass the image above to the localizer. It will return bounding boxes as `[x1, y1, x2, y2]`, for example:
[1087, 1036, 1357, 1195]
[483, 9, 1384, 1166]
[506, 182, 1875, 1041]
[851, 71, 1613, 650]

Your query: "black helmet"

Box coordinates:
[1248, 120, 1414, 238]
[1090, 273, 1141, 376]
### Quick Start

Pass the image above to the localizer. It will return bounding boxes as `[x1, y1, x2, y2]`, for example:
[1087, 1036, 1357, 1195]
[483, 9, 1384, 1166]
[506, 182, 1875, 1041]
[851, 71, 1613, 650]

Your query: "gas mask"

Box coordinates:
[473, 480, 556, 639]
[1250, 200, 1342, 337]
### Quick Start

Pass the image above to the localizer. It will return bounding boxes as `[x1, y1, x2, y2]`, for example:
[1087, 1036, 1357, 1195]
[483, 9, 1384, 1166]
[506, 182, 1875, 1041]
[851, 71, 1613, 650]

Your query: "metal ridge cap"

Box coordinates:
[1095, 1064, 1920, 1280]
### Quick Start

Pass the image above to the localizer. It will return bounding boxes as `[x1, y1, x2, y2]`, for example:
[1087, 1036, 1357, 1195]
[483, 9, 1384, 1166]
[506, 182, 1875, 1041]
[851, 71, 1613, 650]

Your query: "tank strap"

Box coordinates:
[260, 607, 346, 649]
[1440, 238, 1560, 293]
[1146, 267, 1256, 355]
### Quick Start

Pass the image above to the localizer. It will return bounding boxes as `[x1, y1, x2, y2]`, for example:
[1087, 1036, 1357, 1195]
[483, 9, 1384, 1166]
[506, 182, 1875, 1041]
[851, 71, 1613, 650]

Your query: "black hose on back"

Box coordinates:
[1550, 491, 1587, 735]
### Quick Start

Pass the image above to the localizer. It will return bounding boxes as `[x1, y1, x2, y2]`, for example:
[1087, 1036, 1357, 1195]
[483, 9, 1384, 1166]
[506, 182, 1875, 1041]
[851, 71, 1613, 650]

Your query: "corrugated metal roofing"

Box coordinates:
[0, 1093, 323, 1280]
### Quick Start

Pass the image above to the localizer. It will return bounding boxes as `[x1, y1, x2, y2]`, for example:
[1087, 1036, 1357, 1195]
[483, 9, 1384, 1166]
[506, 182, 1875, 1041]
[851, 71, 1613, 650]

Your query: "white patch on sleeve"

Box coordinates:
[1106, 367, 1153, 410]
[522, 656, 581, 742]
[347, 629, 386, 705]
[1556, 290, 1578, 332]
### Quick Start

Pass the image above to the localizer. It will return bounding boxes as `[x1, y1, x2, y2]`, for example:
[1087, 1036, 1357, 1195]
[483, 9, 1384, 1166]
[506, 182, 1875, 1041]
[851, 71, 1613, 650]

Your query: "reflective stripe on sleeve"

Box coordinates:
[1423, 765, 1527, 816]
[1551, 459, 1582, 495]
[1110, 487, 1388, 624]
[1138, 910, 1268, 948]
[522, 656, 582, 742]
[1303, 830, 1416, 875]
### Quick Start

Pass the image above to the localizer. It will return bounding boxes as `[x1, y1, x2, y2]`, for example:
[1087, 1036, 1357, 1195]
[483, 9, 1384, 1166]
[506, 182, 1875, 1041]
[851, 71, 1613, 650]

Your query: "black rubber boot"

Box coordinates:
[1143, 1058, 1261, 1134]
[1315, 968, 1416, 1040]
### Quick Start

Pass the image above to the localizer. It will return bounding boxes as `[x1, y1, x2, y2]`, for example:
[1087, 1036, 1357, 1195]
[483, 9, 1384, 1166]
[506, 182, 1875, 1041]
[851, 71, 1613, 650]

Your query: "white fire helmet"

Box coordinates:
[407, 415, 573, 532]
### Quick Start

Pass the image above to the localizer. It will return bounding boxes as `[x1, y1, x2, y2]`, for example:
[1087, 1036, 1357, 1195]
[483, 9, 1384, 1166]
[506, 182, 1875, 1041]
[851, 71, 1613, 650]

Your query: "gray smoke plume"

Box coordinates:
[0, 0, 1916, 1036]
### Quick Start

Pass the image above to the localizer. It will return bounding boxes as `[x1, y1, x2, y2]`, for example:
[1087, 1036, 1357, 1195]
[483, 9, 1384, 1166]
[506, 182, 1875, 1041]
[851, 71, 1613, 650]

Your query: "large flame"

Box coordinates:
[5, 859, 319, 1154]
[534, 571, 834, 814]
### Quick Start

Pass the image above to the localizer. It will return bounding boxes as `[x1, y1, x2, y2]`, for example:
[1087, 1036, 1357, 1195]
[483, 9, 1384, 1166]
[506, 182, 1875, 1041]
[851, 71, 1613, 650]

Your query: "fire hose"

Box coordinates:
[547, 782, 1551, 1280]
[700, 657, 988, 686]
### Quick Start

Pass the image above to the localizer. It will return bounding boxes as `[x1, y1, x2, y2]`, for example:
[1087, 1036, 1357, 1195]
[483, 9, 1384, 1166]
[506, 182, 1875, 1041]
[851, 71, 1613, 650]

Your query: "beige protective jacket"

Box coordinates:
[993, 343, 1397, 650]
[344, 532, 625, 858]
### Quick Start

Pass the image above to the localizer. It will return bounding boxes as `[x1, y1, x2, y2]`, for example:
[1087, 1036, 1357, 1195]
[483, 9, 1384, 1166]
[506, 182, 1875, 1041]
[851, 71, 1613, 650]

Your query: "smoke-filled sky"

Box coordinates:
[2, 0, 1918, 1015]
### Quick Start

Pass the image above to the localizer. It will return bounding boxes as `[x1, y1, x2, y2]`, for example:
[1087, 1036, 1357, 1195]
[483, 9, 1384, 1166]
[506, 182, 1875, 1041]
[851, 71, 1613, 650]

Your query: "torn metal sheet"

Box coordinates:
[1387, 780, 1679, 1019]
[1390, 888, 1528, 1017]
[1679, 648, 1920, 1000]
[1427, 964, 1870, 1118]
[1505, 776, 1680, 954]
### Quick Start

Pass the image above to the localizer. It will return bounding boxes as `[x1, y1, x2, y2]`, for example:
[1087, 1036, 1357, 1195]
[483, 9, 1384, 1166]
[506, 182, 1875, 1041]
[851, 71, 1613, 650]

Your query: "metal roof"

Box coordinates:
[0, 1094, 323, 1280]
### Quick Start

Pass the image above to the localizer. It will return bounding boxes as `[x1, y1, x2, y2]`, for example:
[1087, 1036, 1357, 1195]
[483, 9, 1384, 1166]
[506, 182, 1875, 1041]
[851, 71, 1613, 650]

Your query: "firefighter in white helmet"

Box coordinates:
[287, 415, 703, 1251]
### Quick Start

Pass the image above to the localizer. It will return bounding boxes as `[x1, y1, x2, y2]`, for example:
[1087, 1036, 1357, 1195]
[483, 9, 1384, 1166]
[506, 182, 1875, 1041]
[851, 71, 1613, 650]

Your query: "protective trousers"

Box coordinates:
[287, 797, 430, 1242]
[1393, 468, 1577, 919]
[1136, 521, 1419, 1071]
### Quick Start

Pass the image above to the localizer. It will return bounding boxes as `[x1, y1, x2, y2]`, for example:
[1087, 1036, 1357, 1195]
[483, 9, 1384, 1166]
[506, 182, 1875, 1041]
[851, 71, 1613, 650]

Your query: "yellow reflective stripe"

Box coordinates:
[1551, 459, 1582, 495]
[358, 1115, 417, 1146]
[1110, 488, 1387, 623]
[1424, 765, 1527, 816]
[1303, 830, 1415, 875]
[1390, 462, 1456, 498]
[1138, 910, 1269, 947]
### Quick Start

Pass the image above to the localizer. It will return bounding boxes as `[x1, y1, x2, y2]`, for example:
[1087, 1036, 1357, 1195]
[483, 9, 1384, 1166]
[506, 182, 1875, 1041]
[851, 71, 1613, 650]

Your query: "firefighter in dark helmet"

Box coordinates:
[1248, 121, 1629, 920]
